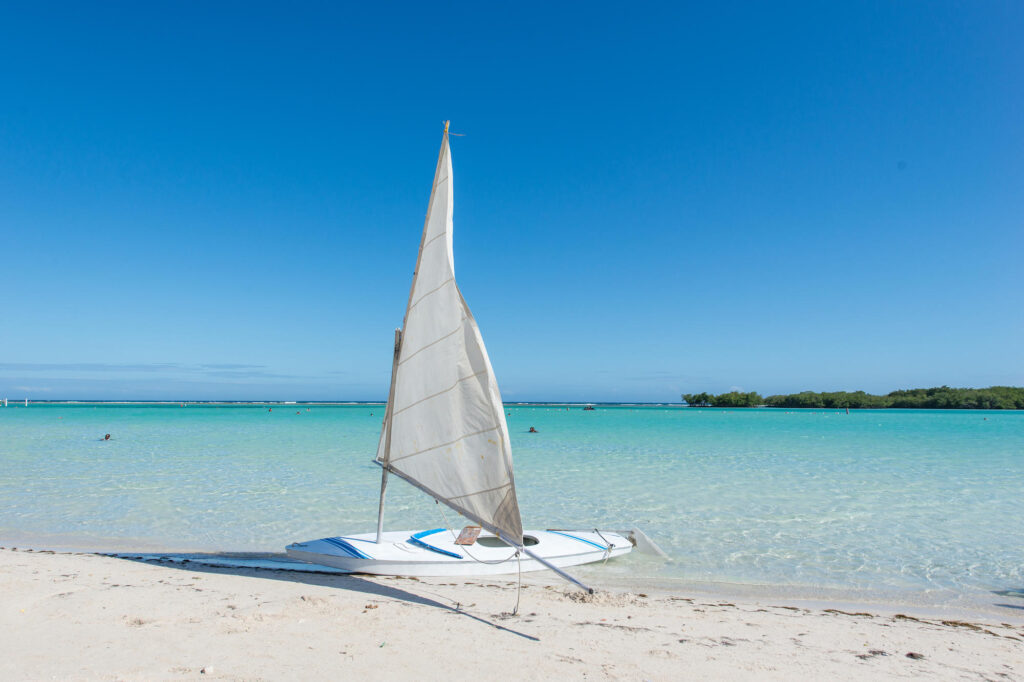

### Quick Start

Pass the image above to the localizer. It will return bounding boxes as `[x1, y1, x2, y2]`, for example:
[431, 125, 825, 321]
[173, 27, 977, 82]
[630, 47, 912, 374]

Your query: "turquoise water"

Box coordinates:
[2, 404, 1022, 613]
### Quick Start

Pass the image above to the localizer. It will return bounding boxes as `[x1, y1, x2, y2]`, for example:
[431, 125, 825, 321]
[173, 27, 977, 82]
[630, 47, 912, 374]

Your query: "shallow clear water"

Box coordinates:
[2, 404, 1022, 613]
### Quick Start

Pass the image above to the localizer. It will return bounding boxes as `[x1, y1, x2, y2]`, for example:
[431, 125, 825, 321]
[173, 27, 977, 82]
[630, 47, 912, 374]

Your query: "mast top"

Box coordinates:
[444, 120, 450, 134]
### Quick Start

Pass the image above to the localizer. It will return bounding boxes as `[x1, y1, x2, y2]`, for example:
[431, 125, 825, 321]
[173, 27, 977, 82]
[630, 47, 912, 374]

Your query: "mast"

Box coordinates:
[375, 328, 403, 543]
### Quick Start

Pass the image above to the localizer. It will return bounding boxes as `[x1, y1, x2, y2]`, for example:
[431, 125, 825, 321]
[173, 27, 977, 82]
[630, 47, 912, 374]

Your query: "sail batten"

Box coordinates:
[375, 123, 523, 546]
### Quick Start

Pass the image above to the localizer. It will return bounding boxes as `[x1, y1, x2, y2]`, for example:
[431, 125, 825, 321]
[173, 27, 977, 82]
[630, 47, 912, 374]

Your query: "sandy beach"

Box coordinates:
[2, 548, 1021, 680]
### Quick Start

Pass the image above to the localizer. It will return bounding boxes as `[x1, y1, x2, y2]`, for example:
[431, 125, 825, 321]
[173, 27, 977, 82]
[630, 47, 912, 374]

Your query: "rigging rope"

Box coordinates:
[434, 501, 522, 616]
[512, 550, 521, 616]
[435, 500, 518, 565]
[594, 528, 613, 564]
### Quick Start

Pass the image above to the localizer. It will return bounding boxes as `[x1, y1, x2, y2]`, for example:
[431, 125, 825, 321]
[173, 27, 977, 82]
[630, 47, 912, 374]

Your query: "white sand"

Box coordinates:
[1, 548, 1022, 680]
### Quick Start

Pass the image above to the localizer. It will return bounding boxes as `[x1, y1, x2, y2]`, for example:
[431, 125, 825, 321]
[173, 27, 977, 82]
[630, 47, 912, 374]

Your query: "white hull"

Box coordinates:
[286, 528, 632, 577]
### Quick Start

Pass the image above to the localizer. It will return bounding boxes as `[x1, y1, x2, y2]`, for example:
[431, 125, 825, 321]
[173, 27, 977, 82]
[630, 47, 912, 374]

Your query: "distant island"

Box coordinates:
[682, 386, 1024, 409]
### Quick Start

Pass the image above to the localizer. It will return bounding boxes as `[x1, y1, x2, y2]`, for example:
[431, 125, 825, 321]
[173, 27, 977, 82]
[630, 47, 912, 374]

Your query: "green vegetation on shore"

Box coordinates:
[682, 386, 1024, 409]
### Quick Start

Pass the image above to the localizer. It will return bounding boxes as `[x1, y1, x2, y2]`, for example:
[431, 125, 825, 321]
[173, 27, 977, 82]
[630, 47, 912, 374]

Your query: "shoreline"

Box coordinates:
[5, 536, 1023, 627]
[2, 547, 1021, 680]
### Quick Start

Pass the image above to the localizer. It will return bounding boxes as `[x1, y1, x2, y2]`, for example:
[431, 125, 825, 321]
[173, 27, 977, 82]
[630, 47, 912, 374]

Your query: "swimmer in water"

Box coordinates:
[103, 434, 111, 441]
[528, 427, 538, 433]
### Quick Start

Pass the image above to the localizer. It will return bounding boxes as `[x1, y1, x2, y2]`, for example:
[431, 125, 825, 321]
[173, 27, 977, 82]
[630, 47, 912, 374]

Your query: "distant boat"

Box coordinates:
[583, 404, 596, 411]
[286, 123, 650, 590]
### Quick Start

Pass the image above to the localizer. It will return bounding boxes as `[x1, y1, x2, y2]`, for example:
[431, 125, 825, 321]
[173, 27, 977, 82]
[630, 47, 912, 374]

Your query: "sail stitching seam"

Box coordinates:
[447, 482, 512, 501]
[398, 325, 463, 367]
[421, 230, 448, 250]
[392, 369, 489, 417]
[407, 277, 455, 312]
[388, 425, 500, 463]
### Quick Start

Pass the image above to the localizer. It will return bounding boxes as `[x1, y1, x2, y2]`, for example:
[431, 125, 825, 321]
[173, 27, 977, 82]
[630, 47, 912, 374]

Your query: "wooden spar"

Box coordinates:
[374, 471, 388, 544]
[521, 547, 594, 594]
[509, 536, 595, 594]
[376, 328, 403, 543]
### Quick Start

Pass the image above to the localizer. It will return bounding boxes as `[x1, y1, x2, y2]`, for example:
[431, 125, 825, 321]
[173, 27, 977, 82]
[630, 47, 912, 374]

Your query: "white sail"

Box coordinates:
[376, 123, 523, 546]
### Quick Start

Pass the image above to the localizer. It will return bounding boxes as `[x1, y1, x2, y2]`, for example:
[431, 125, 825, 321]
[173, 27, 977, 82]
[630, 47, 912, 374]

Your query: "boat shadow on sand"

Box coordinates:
[105, 552, 539, 641]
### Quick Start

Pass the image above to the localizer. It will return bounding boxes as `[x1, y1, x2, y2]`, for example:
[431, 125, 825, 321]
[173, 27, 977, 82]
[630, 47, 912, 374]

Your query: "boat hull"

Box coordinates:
[286, 529, 632, 577]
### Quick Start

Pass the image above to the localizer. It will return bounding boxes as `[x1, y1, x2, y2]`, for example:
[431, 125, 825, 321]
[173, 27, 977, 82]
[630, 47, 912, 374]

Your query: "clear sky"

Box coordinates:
[1, 2, 1021, 402]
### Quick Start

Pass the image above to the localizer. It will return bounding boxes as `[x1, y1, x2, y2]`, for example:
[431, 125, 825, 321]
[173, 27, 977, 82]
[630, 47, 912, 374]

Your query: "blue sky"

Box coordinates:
[1, 2, 1021, 402]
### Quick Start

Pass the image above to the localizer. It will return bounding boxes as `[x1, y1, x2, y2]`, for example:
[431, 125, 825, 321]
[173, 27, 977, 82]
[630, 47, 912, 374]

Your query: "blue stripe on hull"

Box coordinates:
[548, 530, 609, 551]
[323, 536, 373, 559]
[408, 528, 463, 559]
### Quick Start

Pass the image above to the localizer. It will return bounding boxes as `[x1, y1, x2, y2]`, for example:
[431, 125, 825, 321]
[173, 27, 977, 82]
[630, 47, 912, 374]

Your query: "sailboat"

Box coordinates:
[286, 123, 643, 589]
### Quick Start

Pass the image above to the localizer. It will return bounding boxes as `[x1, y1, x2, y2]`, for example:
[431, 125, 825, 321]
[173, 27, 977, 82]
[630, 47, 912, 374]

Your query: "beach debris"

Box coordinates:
[855, 649, 888, 660]
[574, 620, 655, 633]
[905, 652, 925, 660]
[939, 620, 1006, 638]
[200, 666, 214, 674]
[941, 619, 985, 631]
[825, 609, 873, 617]
[893, 613, 923, 622]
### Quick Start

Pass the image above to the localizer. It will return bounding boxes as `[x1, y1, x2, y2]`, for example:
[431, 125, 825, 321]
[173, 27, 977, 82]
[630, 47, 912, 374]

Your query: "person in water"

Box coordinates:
[528, 426, 538, 433]
[103, 434, 111, 441]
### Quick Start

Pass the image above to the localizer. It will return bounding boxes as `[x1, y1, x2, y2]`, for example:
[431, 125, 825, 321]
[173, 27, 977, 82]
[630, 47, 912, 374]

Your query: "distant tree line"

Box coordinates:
[682, 386, 1024, 409]
[682, 391, 763, 408]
